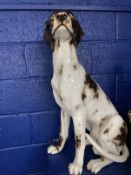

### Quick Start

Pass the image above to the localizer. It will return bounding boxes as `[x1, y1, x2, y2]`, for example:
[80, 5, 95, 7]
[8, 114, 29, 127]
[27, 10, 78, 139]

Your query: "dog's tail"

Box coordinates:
[85, 133, 129, 163]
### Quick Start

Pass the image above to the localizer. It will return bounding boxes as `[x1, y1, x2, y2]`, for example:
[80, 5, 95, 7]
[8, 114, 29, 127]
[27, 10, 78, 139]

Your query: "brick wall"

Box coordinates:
[0, 1, 131, 175]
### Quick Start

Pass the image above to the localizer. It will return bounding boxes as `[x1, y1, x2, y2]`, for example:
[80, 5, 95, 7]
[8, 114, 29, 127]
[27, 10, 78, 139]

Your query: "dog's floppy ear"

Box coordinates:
[71, 18, 84, 46]
[44, 20, 55, 51]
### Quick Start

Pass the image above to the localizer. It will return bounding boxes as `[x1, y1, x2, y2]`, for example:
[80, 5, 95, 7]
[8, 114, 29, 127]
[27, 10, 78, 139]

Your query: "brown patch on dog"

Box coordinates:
[73, 64, 77, 70]
[101, 157, 105, 161]
[82, 88, 86, 101]
[59, 65, 63, 75]
[59, 95, 63, 102]
[94, 92, 99, 98]
[53, 135, 63, 150]
[70, 15, 84, 46]
[103, 128, 109, 134]
[56, 39, 60, 49]
[114, 121, 127, 146]
[44, 19, 55, 51]
[75, 135, 81, 148]
[84, 74, 99, 98]
[120, 151, 123, 155]
[100, 117, 107, 128]
[101, 117, 107, 122]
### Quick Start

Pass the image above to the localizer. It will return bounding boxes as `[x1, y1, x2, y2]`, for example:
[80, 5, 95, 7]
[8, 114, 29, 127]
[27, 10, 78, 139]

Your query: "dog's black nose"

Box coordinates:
[57, 14, 67, 22]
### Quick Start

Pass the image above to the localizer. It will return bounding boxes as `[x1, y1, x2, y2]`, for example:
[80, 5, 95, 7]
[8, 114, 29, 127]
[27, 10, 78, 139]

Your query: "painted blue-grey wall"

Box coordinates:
[0, 1, 131, 175]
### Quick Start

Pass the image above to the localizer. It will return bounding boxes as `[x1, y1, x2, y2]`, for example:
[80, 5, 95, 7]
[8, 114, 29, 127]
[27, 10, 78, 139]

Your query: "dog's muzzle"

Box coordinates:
[52, 24, 73, 37]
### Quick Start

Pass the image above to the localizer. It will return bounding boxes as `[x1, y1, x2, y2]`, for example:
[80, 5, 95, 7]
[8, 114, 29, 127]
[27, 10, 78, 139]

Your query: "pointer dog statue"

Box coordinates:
[44, 11, 129, 175]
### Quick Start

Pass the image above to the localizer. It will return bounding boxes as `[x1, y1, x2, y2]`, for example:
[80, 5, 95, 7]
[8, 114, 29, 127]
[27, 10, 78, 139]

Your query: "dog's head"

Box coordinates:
[44, 11, 84, 50]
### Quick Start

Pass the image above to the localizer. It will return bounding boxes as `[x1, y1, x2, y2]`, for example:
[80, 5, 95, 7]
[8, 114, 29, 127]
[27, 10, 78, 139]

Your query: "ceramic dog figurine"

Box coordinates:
[44, 11, 129, 175]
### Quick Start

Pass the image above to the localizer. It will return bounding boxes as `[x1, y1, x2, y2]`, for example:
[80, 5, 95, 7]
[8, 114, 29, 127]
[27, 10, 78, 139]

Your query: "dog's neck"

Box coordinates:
[52, 39, 78, 73]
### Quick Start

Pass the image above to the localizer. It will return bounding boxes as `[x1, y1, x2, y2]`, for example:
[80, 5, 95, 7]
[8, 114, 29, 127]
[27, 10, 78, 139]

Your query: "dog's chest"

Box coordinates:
[51, 64, 82, 95]
[51, 62, 85, 113]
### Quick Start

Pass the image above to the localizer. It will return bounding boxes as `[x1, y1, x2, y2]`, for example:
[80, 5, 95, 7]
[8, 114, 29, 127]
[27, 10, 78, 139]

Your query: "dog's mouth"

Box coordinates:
[52, 24, 73, 37]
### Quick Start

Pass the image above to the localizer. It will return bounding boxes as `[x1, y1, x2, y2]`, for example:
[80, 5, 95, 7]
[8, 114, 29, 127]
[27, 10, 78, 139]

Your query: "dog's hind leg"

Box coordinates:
[87, 158, 113, 174]
[48, 110, 70, 154]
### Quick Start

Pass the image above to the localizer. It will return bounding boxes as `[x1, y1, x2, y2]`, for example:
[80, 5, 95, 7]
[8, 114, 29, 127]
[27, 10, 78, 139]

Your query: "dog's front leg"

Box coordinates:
[69, 110, 86, 175]
[48, 110, 70, 154]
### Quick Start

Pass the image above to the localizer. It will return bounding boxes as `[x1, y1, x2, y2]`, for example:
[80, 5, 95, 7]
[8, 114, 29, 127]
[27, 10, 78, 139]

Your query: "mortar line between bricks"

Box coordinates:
[0, 109, 60, 118]
[91, 73, 131, 76]
[115, 12, 117, 40]
[0, 142, 48, 152]
[29, 113, 34, 144]
[0, 38, 131, 45]
[82, 39, 131, 43]
[28, 171, 49, 175]
[115, 12, 119, 40]
[0, 73, 130, 82]
[23, 45, 29, 78]
[0, 39, 131, 45]
[0, 77, 52, 81]
[0, 41, 44, 45]
[0, 4, 131, 12]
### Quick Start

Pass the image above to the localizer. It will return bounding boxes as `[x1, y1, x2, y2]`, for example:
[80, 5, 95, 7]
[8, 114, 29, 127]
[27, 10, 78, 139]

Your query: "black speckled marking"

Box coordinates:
[114, 121, 127, 146]
[75, 135, 81, 148]
[59, 65, 63, 75]
[103, 128, 109, 134]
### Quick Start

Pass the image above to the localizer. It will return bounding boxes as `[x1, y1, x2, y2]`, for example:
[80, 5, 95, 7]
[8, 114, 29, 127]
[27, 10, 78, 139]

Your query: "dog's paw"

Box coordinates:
[68, 162, 82, 175]
[47, 145, 60, 154]
[87, 159, 104, 174]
